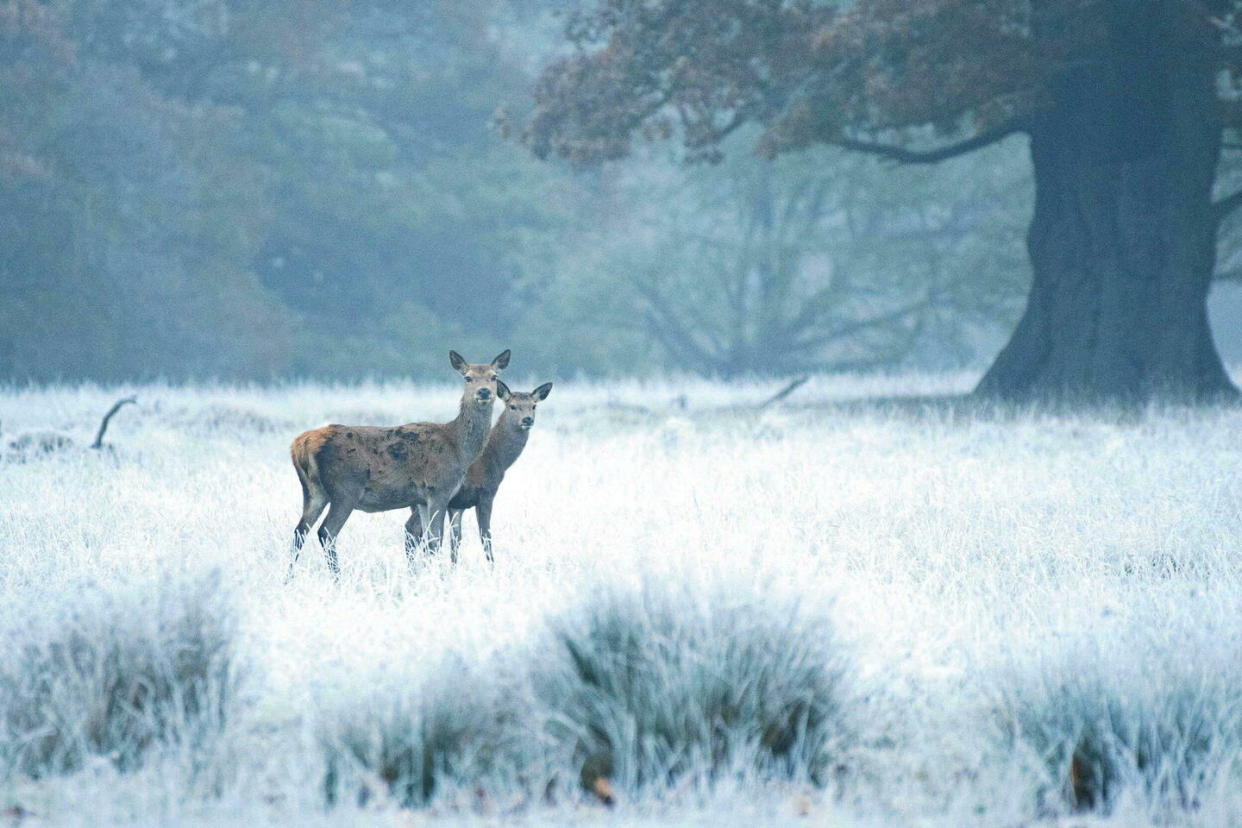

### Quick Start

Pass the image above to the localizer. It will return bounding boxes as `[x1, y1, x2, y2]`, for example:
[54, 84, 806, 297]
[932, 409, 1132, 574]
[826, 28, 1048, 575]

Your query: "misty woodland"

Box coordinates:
[5, 1, 1242, 826]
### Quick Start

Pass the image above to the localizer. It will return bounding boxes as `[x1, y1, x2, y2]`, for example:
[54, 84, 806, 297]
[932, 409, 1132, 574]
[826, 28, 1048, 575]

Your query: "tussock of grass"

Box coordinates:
[0, 570, 237, 778]
[997, 642, 1242, 816]
[318, 653, 538, 809]
[531, 581, 852, 796]
[177, 405, 287, 436]
[3, 430, 77, 462]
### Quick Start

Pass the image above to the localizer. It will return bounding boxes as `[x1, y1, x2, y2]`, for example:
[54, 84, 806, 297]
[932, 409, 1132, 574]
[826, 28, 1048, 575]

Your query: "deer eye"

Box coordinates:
[464, 377, 473, 382]
[509, 405, 517, 410]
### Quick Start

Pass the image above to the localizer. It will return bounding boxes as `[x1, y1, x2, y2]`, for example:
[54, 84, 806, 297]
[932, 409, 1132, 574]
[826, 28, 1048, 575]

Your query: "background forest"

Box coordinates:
[0, 0, 1051, 382]
[6, 0, 1242, 384]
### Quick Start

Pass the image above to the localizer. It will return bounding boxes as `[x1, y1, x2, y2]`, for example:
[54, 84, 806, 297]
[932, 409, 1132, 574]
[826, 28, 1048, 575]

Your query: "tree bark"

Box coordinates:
[976, 3, 1238, 404]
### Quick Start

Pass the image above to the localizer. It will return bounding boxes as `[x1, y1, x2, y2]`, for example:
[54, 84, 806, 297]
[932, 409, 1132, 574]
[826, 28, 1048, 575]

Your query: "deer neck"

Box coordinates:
[452, 396, 494, 468]
[483, 412, 530, 475]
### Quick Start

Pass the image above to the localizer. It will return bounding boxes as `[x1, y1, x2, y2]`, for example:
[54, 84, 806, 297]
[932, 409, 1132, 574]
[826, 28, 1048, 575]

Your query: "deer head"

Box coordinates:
[500, 382, 552, 430]
[449, 349, 510, 408]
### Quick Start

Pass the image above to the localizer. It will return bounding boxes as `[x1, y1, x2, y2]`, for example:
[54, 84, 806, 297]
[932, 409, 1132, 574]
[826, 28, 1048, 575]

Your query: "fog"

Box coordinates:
[0, 1, 1104, 383]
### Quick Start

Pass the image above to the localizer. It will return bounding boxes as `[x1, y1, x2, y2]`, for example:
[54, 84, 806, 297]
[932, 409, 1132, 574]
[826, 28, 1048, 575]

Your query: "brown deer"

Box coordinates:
[288, 350, 509, 577]
[408, 382, 551, 563]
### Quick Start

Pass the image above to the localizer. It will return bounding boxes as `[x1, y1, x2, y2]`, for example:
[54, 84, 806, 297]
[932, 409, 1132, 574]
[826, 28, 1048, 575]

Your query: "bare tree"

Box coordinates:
[588, 140, 1027, 377]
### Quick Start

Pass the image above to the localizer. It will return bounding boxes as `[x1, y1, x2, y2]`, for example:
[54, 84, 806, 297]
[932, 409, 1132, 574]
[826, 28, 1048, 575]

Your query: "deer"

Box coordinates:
[288, 349, 509, 578]
[407, 382, 551, 563]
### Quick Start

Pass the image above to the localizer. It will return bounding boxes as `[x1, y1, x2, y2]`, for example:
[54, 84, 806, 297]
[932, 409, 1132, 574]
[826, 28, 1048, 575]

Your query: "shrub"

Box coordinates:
[4, 430, 77, 462]
[531, 580, 852, 797]
[181, 405, 285, 436]
[0, 570, 238, 778]
[319, 654, 537, 809]
[997, 654, 1241, 815]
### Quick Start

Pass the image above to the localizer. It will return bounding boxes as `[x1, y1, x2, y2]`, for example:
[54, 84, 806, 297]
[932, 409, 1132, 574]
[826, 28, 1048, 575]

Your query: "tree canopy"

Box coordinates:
[525, 0, 1242, 168]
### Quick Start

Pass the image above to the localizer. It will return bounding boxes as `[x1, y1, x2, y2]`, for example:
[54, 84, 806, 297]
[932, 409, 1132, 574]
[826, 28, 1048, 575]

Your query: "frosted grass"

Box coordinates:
[1, 374, 1242, 823]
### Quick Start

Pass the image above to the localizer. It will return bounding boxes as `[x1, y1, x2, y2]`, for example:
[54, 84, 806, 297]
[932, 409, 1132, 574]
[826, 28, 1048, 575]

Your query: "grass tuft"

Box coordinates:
[998, 652, 1241, 815]
[0, 570, 238, 779]
[319, 654, 537, 809]
[4, 430, 77, 462]
[531, 580, 852, 797]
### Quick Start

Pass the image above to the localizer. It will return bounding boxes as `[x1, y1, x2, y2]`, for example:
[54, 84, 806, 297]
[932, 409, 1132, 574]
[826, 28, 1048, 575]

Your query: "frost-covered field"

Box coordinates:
[3, 373, 1242, 825]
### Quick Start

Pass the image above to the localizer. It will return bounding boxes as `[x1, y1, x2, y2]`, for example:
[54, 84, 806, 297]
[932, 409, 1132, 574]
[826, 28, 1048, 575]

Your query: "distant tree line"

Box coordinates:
[1, 0, 1031, 383]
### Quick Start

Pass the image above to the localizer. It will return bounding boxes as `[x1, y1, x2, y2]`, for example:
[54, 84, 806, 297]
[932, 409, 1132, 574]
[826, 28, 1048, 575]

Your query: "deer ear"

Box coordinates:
[533, 382, 553, 401]
[495, 379, 512, 400]
[491, 349, 511, 370]
[449, 350, 468, 374]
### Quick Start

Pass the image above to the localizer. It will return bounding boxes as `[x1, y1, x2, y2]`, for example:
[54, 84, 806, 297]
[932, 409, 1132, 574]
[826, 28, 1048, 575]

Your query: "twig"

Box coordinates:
[757, 376, 809, 409]
[91, 396, 137, 449]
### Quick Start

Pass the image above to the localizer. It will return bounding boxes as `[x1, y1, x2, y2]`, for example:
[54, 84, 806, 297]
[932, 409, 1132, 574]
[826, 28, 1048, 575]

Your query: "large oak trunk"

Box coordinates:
[976, 4, 1237, 403]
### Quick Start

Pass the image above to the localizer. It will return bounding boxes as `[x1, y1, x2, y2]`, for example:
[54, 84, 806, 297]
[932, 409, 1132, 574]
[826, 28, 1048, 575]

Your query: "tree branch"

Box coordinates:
[801, 311, 930, 372]
[686, 109, 749, 150]
[757, 376, 809, 409]
[828, 120, 1028, 165]
[790, 299, 931, 351]
[633, 281, 723, 373]
[91, 396, 136, 450]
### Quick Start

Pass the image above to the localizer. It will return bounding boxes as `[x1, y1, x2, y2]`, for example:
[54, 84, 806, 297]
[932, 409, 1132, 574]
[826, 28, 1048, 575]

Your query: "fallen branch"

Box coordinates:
[91, 396, 137, 450]
[757, 376, 809, 410]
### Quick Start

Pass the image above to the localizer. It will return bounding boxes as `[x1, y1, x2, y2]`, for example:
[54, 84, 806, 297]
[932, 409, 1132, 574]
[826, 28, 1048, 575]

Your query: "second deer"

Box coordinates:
[408, 382, 551, 562]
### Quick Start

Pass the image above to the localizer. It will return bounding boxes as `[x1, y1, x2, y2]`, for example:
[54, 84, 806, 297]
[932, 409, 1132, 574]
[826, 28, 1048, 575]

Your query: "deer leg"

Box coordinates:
[402, 500, 436, 570]
[424, 496, 449, 556]
[476, 496, 494, 564]
[416, 501, 434, 550]
[316, 497, 357, 580]
[289, 488, 328, 581]
[448, 510, 463, 564]
[404, 506, 425, 564]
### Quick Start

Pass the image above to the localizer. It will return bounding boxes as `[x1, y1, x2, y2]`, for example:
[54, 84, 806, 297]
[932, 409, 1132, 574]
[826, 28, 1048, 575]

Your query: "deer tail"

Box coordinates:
[290, 431, 324, 501]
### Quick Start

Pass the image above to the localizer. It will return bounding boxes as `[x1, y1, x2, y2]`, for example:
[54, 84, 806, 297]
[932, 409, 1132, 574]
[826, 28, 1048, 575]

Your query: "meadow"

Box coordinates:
[2, 373, 1242, 825]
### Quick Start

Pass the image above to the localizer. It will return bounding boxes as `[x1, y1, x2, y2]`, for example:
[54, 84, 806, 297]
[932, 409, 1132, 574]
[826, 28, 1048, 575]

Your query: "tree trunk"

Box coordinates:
[976, 4, 1238, 404]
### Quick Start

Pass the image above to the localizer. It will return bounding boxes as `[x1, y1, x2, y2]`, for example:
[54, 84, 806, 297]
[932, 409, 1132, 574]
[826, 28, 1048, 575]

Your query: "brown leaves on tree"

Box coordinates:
[526, 0, 816, 165]
[523, 0, 1240, 165]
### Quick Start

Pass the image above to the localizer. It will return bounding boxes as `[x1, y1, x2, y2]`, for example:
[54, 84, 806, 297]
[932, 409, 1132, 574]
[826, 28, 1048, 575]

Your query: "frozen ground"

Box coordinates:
[2, 372, 1242, 825]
